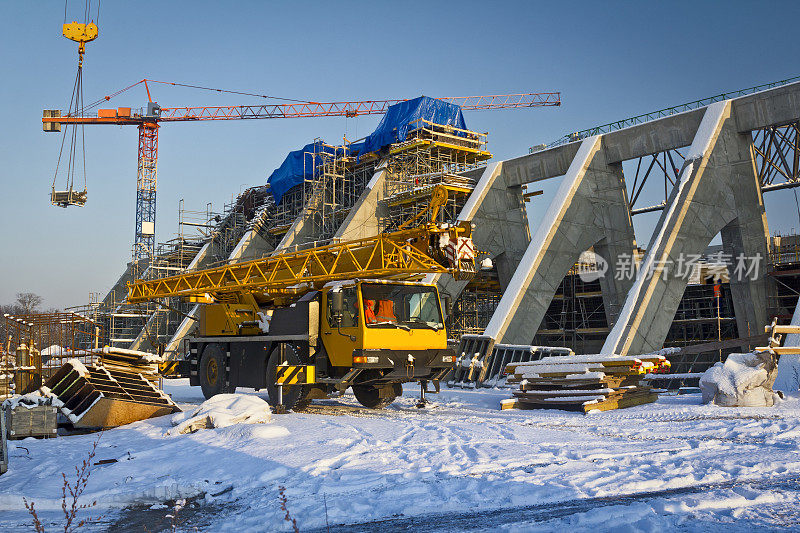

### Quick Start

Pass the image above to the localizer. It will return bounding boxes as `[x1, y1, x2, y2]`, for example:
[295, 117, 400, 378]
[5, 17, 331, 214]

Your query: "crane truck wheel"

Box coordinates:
[265, 344, 310, 411]
[199, 343, 235, 399]
[352, 382, 403, 409]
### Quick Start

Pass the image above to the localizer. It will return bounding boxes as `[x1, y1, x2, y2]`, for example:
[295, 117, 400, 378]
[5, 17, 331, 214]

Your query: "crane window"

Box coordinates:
[327, 287, 359, 327]
[361, 283, 443, 331]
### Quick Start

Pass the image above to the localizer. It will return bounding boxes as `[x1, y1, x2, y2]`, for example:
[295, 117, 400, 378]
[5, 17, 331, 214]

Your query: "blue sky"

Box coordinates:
[1, 1, 799, 309]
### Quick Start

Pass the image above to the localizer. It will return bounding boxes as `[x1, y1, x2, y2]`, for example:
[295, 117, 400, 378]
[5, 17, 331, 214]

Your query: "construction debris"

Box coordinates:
[700, 352, 779, 407]
[503, 352, 671, 413]
[40, 358, 179, 430]
[449, 338, 573, 388]
[699, 321, 790, 407]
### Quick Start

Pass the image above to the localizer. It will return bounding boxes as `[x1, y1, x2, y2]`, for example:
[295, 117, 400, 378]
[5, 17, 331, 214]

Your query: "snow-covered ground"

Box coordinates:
[1, 380, 799, 532]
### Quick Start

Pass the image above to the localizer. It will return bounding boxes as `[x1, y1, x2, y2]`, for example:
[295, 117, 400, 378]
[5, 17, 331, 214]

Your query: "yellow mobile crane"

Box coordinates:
[126, 190, 477, 410]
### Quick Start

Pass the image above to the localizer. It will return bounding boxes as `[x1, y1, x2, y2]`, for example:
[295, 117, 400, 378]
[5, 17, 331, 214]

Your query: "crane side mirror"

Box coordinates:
[331, 290, 344, 321]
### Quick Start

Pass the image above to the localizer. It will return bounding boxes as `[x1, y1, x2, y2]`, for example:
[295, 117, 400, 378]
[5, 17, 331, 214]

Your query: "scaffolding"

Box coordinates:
[530, 256, 610, 354]
[381, 119, 491, 231]
[0, 312, 102, 399]
[265, 143, 376, 245]
[448, 270, 502, 339]
[767, 234, 800, 323]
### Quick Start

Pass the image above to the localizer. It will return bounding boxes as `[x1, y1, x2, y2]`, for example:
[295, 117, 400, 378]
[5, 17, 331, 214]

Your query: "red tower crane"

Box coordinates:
[43, 82, 560, 259]
[45, 5, 561, 261]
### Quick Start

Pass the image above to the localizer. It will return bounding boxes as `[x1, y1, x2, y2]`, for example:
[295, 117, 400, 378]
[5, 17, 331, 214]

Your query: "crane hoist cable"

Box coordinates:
[51, 0, 98, 208]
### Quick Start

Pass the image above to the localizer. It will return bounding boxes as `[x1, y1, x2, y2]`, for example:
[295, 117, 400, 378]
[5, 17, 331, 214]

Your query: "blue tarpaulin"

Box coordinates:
[267, 96, 468, 204]
[266, 141, 340, 204]
[357, 96, 467, 155]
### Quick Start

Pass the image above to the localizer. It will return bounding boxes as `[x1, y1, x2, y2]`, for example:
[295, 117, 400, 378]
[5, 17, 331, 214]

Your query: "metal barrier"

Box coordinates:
[449, 335, 573, 388]
[0, 406, 7, 475]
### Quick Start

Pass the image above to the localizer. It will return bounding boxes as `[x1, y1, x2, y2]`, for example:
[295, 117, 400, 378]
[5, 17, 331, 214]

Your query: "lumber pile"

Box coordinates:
[503, 353, 671, 413]
[100, 346, 163, 384]
[41, 358, 179, 430]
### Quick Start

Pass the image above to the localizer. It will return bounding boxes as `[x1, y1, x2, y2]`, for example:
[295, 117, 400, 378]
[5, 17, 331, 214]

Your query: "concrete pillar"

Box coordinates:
[603, 100, 770, 355]
[480, 135, 636, 346]
[333, 163, 389, 242]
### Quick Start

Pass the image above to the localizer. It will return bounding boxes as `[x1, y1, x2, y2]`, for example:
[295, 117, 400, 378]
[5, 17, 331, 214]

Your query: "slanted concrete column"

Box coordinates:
[333, 163, 389, 242]
[482, 135, 636, 345]
[603, 100, 770, 355]
[430, 161, 532, 310]
[160, 212, 277, 356]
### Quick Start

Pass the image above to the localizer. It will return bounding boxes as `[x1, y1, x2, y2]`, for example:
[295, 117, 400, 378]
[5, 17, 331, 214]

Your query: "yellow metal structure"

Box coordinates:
[399, 185, 448, 230]
[62, 21, 98, 61]
[126, 221, 474, 303]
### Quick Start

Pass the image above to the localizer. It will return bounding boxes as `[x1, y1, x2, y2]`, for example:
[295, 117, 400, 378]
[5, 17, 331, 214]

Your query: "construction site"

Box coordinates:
[2, 2, 800, 532]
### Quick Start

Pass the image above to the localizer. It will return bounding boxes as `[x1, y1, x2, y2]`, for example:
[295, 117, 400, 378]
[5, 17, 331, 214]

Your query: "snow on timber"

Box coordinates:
[1, 382, 799, 531]
[102, 345, 164, 363]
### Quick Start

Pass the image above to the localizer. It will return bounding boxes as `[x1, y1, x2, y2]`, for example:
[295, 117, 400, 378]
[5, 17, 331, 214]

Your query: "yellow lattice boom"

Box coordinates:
[126, 223, 476, 303]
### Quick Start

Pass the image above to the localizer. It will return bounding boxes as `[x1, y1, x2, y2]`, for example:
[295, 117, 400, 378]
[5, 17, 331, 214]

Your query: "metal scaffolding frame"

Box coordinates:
[448, 271, 502, 339]
[381, 119, 490, 231]
[1, 312, 102, 399]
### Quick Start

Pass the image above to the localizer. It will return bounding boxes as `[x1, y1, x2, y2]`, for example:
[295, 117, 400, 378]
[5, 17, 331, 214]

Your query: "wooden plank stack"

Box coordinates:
[502, 353, 671, 413]
[99, 346, 162, 384]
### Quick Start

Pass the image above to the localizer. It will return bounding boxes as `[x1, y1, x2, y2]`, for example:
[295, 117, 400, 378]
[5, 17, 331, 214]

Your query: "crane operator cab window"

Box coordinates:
[327, 286, 359, 327]
[360, 283, 444, 331]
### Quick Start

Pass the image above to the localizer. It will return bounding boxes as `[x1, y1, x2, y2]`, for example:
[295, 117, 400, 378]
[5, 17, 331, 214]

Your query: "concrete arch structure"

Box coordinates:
[457, 81, 800, 358]
[480, 135, 636, 346]
[603, 100, 770, 355]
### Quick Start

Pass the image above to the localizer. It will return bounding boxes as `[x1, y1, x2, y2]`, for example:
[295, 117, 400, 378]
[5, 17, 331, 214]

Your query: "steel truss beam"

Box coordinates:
[126, 225, 474, 302]
[753, 121, 800, 188]
[627, 148, 685, 215]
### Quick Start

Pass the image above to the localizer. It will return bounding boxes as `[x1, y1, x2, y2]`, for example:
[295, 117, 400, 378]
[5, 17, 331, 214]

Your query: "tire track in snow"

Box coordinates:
[309, 475, 800, 532]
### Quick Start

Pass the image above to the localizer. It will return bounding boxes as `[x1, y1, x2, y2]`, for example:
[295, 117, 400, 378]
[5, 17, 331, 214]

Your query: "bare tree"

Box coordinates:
[15, 293, 43, 315]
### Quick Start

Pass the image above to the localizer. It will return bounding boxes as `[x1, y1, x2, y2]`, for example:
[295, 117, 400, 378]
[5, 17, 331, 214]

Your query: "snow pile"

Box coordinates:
[169, 393, 272, 434]
[40, 345, 70, 357]
[699, 351, 780, 407]
[2, 390, 62, 410]
[40, 345, 70, 363]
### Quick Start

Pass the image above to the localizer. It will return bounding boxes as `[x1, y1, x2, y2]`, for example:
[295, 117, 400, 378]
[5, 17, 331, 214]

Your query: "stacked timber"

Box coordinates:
[503, 353, 671, 413]
[100, 346, 163, 384]
[40, 358, 179, 430]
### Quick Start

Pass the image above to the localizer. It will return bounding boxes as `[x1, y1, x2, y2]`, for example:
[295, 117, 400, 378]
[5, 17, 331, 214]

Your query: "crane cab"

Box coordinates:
[321, 280, 451, 367]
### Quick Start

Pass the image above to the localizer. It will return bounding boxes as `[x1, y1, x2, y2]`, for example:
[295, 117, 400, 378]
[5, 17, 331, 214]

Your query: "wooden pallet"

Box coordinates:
[5, 405, 57, 440]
